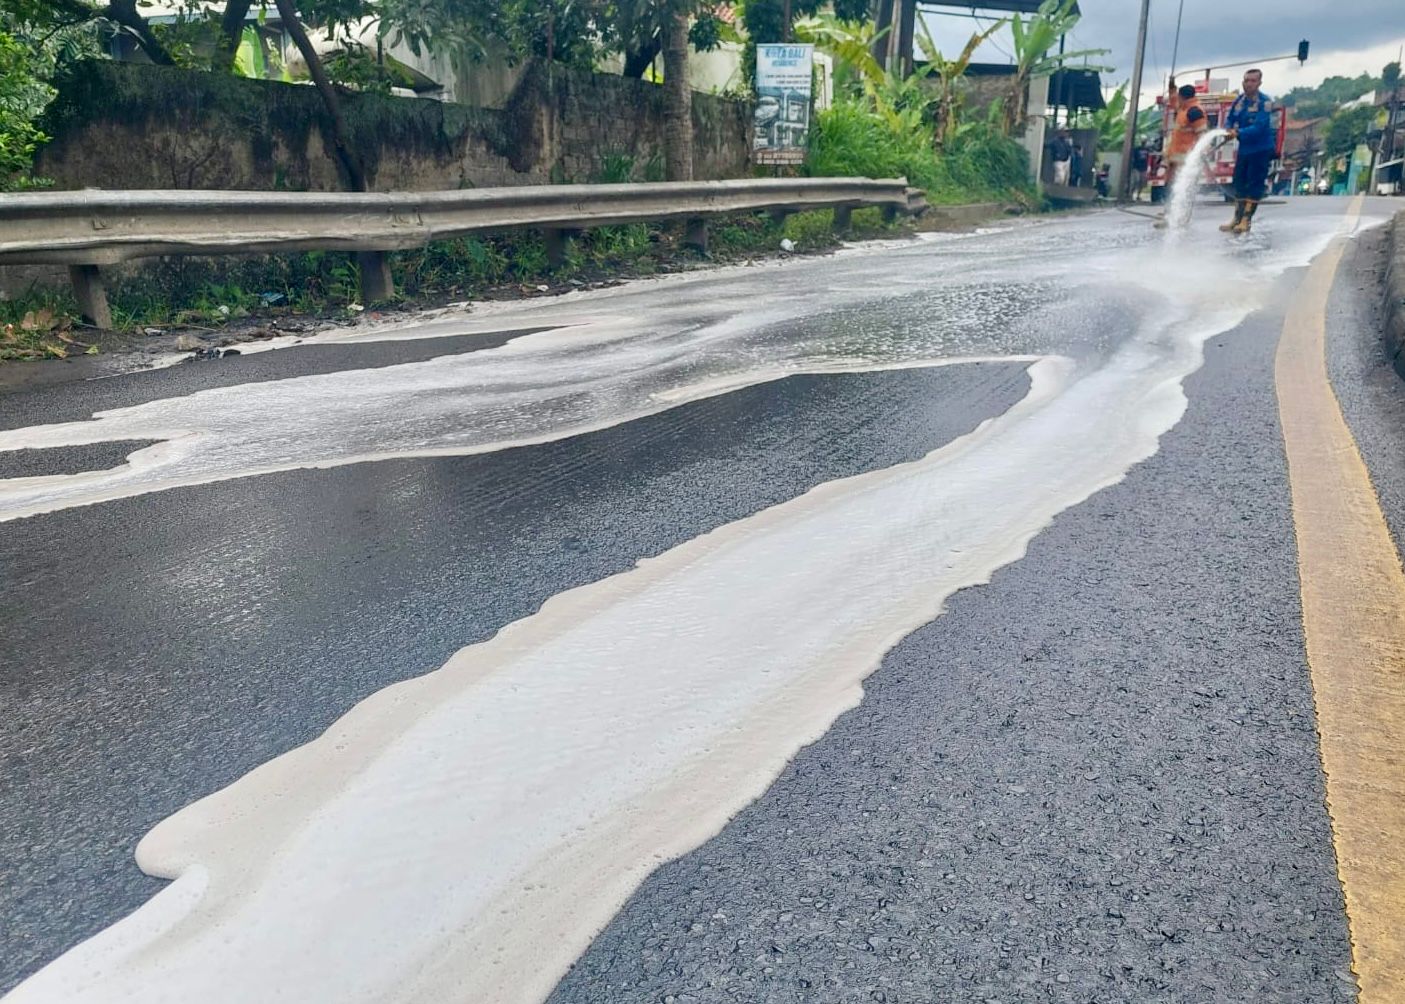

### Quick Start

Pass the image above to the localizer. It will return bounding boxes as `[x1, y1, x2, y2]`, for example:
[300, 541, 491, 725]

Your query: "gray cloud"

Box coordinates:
[1065, 0, 1402, 81]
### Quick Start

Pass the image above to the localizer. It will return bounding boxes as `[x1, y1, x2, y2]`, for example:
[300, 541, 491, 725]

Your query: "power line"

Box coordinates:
[1169, 0, 1186, 78]
[915, 7, 1014, 61]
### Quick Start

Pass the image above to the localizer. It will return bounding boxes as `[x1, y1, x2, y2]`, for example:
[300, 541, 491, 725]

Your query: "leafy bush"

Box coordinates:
[808, 100, 943, 188]
[807, 98, 1032, 205]
[0, 28, 50, 190]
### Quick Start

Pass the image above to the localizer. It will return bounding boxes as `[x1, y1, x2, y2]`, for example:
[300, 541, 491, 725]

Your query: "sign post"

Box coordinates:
[754, 44, 815, 167]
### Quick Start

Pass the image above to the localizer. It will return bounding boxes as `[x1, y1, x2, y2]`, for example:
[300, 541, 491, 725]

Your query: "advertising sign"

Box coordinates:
[754, 44, 814, 165]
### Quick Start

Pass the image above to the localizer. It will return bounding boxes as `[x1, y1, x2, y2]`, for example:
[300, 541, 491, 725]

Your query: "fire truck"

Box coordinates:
[1146, 79, 1288, 202]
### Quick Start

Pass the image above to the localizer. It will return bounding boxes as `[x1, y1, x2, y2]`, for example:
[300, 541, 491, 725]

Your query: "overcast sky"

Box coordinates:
[922, 0, 1405, 103]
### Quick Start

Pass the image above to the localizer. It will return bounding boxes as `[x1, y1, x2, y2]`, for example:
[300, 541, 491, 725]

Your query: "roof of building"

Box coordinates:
[959, 62, 1105, 111]
[919, 1, 1080, 13]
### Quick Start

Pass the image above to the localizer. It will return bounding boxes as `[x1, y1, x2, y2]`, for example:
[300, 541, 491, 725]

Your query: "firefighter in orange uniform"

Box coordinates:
[1165, 81, 1209, 189]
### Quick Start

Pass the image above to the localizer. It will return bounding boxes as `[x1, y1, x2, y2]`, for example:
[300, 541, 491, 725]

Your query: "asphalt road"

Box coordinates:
[1, 198, 1401, 1003]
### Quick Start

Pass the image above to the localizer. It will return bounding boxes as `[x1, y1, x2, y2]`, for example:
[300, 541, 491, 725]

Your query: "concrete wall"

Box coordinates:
[36, 60, 753, 192]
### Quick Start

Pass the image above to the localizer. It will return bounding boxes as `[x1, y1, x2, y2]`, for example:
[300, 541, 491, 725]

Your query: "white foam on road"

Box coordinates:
[3, 205, 1383, 1004]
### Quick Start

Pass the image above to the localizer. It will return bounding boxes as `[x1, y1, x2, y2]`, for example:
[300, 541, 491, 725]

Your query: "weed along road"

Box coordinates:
[3, 198, 1405, 1004]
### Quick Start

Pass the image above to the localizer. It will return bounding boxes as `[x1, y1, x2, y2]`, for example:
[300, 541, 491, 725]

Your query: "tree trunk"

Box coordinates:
[214, 0, 254, 73]
[662, 9, 693, 182]
[273, 0, 367, 192]
[1003, 72, 1029, 136]
[106, 0, 176, 66]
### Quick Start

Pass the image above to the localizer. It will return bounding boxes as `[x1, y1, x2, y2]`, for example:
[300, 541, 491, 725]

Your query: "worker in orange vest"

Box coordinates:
[1165, 81, 1209, 190]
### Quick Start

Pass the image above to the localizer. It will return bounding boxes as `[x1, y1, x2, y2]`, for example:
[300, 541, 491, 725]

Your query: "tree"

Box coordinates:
[1384, 61, 1401, 91]
[0, 27, 46, 189]
[1072, 84, 1128, 151]
[0, 3, 103, 188]
[1281, 72, 1379, 119]
[915, 19, 1003, 148]
[1001, 0, 1109, 136]
[1324, 102, 1377, 160]
[661, 7, 692, 181]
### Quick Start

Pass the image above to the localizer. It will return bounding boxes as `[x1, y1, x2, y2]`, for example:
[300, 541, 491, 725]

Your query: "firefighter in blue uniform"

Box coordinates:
[1221, 68, 1275, 234]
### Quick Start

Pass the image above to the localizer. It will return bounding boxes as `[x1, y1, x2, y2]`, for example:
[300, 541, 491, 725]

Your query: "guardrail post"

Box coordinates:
[768, 209, 792, 226]
[67, 265, 112, 330]
[882, 204, 900, 225]
[683, 218, 708, 253]
[543, 228, 570, 268]
[357, 251, 395, 303]
[832, 206, 853, 232]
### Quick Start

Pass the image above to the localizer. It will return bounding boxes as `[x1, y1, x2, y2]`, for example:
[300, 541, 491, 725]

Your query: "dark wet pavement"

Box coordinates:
[0, 360, 1028, 991]
[2, 200, 1401, 1002]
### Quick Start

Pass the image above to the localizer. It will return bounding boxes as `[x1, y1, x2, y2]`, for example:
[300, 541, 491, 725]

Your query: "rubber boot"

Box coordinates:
[1233, 199, 1259, 235]
[1220, 200, 1245, 232]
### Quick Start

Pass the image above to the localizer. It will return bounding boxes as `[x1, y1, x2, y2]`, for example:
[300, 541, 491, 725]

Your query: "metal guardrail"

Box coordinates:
[0, 178, 925, 328]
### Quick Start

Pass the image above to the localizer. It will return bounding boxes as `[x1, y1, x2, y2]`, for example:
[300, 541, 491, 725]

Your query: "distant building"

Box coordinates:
[1370, 83, 1404, 195]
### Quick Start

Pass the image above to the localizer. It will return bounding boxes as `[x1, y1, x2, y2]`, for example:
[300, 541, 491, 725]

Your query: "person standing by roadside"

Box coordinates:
[1048, 128, 1073, 186]
[1221, 69, 1276, 235]
[1131, 142, 1150, 200]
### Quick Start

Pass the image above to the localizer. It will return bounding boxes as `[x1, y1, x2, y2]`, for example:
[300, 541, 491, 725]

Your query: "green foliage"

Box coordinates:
[1281, 72, 1380, 119]
[0, 28, 49, 188]
[321, 45, 416, 94]
[741, 0, 825, 45]
[1385, 62, 1401, 91]
[1324, 102, 1378, 159]
[808, 98, 1031, 205]
[915, 18, 1003, 148]
[794, 13, 884, 90]
[0, 5, 100, 190]
[1002, 0, 1110, 134]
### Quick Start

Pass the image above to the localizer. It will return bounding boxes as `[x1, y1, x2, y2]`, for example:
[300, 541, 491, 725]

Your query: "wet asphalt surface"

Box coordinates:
[546, 266, 1359, 1004]
[0, 356, 1028, 992]
[2, 203, 1401, 1001]
[0, 326, 544, 434]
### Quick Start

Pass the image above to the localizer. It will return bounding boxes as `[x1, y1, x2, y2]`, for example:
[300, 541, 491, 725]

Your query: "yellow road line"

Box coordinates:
[1276, 195, 1405, 1002]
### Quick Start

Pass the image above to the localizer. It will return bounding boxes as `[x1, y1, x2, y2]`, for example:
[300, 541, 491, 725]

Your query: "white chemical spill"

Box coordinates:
[2, 204, 1380, 1004]
[0, 207, 1375, 524]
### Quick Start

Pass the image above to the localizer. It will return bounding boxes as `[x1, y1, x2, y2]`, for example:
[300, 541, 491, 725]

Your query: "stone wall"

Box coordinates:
[36, 60, 752, 192]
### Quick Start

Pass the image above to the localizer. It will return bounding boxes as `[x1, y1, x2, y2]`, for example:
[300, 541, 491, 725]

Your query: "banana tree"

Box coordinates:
[916, 18, 1004, 148]
[1001, 0, 1110, 136]
[792, 12, 885, 92]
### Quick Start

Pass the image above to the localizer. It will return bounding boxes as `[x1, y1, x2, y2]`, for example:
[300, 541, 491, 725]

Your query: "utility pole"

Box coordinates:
[1118, 0, 1152, 201]
[897, 0, 917, 78]
[872, 0, 894, 71]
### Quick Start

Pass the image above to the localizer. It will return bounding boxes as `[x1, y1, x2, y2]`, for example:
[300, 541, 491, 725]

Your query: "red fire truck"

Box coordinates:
[1146, 79, 1288, 202]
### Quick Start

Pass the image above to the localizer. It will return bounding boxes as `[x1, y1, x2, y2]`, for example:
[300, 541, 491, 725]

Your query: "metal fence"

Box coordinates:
[0, 178, 925, 328]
